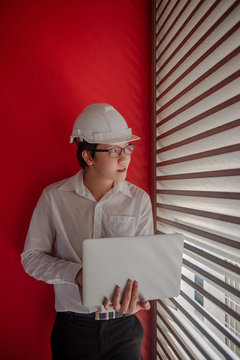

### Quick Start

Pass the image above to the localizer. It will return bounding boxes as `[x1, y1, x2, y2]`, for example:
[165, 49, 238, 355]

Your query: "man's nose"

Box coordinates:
[118, 151, 130, 165]
[119, 150, 128, 160]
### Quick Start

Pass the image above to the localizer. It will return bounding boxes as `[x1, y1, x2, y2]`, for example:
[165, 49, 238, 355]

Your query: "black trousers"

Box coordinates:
[51, 312, 144, 360]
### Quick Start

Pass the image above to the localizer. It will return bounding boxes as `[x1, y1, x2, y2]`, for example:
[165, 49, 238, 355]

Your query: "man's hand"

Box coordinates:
[103, 279, 151, 314]
[75, 268, 83, 286]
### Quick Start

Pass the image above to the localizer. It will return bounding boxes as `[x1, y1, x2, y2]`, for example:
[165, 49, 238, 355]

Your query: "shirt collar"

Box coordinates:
[57, 169, 132, 199]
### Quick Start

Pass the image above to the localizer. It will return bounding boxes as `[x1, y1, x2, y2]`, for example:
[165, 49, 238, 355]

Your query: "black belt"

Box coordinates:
[62, 311, 133, 321]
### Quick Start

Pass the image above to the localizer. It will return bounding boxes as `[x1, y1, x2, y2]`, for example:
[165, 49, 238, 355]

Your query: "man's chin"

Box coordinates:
[118, 173, 127, 181]
[114, 170, 127, 181]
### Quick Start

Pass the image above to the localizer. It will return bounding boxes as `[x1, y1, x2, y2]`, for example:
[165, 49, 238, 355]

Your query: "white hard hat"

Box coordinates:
[70, 103, 140, 144]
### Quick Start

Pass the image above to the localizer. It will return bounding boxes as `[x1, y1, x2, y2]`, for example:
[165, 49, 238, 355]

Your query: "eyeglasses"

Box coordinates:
[95, 144, 135, 158]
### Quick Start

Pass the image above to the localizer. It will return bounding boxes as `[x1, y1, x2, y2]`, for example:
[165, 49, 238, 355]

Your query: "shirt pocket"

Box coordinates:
[106, 215, 136, 237]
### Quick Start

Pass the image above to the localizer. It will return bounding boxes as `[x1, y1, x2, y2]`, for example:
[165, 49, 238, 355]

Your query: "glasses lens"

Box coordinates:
[109, 148, 121, 158]
[124, 144, 135, 155]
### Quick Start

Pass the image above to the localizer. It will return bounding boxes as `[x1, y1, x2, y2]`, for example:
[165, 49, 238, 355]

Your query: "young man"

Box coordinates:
[21, 103, 154, 360]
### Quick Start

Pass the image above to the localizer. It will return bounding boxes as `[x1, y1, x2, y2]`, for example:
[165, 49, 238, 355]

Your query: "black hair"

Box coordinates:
[76, 139, 98, 169]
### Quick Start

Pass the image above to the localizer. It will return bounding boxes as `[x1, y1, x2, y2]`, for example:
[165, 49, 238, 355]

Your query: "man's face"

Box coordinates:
[91, 142, 132, 182]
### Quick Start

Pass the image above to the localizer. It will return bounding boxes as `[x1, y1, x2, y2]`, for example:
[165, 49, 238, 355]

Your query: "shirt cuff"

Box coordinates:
[63, 262, 83, 285]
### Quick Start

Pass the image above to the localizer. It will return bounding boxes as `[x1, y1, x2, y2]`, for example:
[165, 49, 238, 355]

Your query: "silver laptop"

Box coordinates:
[82, 234, 184, 307]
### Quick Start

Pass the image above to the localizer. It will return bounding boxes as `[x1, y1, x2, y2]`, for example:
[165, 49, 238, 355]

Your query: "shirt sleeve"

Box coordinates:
[21, 189, 82, 285]
[135, 192, 154, 236]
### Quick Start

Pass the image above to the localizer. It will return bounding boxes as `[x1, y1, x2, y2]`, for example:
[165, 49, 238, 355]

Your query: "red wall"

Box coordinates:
[0, 1, 153, 359]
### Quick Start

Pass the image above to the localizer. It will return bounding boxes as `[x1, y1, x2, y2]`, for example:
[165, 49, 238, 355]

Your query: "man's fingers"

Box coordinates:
[103, 297, 113, 310]
[104, 281, 151, 314]
[112, 285, 121, 311]
[137, 300, 151, 311]
[128, 280, 138, 313]
[121, 279, 133, 313]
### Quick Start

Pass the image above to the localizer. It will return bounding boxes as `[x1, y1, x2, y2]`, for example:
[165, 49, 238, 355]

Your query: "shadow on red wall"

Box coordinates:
[0, 1, 152, 359]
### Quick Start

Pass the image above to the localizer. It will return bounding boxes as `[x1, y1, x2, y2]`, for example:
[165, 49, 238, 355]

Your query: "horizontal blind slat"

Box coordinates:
[157, 324, 184, 360]
[157, 138, 240, 167]
[156, 1, 239, 80]
[156, 94, 240, 131]
[156, 144, 240, 166]
[156, 335, 172, 360]
[157, 118, 240, 145]
[156, 168, 240, 180]
[156, 216, 240, 248]
[156, 177, 240, 192]
[158, 302, 213, 360]
[156, 192, 240, 214]
[156, 70, 240, 120]
[156, 189, 240, 199]
[156, 0, 206, 65]
[182, 258, 240, 301]
[156, 229, 240, 263]
[156, 0, 191, 51]
[156, 0, 171, 28]
[156, 0, 181, 41]
[156, 0, 223, 68]
[184, 243, 240, 275]
[181, 234, 239, 264]
[157, 46, 240, 105]
[156, 203, 240, 224]
[180, 290, 240, 348]
[157, 309, 199, 360]
[169, 297, 238, 360]
[156, 22, 240, 95]
[181, 274, 240, 320]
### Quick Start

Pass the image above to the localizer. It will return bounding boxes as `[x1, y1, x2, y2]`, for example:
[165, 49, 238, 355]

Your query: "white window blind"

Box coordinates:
[152, 0, 240, 359]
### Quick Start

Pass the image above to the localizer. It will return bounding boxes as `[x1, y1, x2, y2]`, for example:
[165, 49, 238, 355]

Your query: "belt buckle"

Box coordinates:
[95, 311, 116, 321]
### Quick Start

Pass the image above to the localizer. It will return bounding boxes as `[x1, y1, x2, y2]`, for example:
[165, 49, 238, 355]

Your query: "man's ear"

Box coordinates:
[82, 150, 94, 166]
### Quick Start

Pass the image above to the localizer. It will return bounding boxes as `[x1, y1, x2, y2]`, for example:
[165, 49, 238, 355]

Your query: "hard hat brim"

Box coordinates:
[70, 134, 141, 144]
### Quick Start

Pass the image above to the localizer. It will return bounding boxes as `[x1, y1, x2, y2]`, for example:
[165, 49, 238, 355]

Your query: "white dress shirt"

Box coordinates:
[21, 169, 154, 313]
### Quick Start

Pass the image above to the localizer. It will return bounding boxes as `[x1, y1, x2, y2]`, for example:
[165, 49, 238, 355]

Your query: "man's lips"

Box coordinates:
[117, 168, 127, 173]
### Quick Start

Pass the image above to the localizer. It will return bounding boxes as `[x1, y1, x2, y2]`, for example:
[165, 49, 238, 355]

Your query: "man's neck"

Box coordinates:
[83, 168, 114, 202]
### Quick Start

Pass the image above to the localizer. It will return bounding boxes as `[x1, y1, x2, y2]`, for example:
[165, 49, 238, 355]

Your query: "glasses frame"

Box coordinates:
[95, 143, 136, 158]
